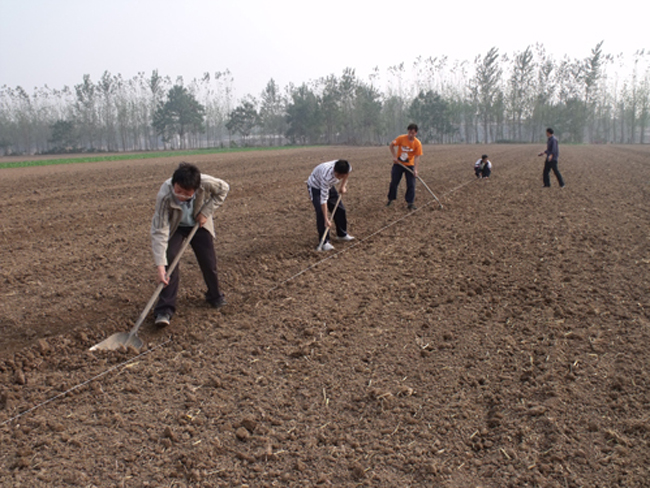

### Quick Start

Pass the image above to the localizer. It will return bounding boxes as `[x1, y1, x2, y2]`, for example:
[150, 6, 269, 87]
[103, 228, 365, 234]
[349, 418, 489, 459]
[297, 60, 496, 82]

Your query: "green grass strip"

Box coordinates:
[0, 146, 304, 169]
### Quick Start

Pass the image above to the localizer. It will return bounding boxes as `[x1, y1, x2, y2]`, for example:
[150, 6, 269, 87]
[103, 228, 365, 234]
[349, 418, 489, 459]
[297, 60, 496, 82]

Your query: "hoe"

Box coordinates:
[316, 193, 342, 251]
[397, 162, 444, 209]
[89, 221, 201, 351]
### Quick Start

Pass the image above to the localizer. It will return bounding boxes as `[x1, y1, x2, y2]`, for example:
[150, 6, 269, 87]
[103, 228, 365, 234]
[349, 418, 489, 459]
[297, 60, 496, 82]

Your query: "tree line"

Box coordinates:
[1, 42, 649, 156]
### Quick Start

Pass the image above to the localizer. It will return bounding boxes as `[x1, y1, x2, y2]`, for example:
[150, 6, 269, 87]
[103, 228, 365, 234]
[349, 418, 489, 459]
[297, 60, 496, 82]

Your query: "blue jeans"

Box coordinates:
[388, 164, 416, 203]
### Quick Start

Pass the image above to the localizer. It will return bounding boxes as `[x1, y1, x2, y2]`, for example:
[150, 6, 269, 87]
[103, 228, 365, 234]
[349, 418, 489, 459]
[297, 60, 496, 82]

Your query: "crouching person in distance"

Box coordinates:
[474, 154, 492, 179]
[307, 159, 354, 252]
[151, 162, 230, 327]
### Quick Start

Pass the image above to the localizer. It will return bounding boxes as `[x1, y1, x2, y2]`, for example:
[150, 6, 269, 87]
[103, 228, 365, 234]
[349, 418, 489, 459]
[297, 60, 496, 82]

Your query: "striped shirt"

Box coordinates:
[306, 160, 350, 204]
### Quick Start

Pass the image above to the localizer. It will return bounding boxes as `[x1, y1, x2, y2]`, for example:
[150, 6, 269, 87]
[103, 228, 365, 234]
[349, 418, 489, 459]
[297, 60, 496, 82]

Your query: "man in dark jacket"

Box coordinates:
[538, 128, 565, 188]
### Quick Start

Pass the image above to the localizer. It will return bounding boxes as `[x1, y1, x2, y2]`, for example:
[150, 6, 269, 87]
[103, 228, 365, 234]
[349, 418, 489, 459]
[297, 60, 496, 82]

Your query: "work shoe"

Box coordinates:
[316, 242, 335, 252]
[154, 313, 171, 328]
[208, 295, 227, 310]
[386, 200, 394, 207]
[407, 203, 417, 210]
[334, 234, 355, 242]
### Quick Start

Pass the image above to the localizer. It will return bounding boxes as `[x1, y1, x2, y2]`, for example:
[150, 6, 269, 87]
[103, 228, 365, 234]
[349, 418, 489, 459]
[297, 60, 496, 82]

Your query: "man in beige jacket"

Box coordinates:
[151, 162, 230, 327]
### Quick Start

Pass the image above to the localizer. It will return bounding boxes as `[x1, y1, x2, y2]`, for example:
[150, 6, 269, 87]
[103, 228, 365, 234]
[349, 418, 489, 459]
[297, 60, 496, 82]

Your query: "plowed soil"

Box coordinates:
[1, 145, 649, 487]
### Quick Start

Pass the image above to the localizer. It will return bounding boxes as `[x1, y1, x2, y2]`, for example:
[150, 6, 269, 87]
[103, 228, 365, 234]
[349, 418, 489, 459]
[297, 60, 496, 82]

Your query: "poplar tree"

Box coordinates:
[473, 47, 503, 143]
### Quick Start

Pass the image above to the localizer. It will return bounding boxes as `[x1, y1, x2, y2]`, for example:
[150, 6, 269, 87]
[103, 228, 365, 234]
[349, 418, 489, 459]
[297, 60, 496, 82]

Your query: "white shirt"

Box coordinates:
[474, 159, 492, 170]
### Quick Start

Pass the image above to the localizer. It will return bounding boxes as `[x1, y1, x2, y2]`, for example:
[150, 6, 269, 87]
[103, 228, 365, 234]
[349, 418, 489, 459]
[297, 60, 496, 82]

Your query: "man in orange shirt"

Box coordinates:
[387, 123, 423, 210]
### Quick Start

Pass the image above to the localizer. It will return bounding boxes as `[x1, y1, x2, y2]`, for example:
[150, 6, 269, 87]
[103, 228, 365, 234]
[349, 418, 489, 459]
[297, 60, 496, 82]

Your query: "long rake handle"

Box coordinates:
[397, 162, 444, 209]
[317, 193, 342, 250]
[127, 222, 201, 338]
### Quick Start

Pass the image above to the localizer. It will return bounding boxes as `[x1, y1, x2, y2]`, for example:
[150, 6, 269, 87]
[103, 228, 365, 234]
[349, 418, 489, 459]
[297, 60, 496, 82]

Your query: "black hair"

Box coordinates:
[171, 162, 201, 190]
[334, 159, 350, 174]
[546, 127, 554, 135]
[407, 123, 419, 132]
[481, 154, 488, 160]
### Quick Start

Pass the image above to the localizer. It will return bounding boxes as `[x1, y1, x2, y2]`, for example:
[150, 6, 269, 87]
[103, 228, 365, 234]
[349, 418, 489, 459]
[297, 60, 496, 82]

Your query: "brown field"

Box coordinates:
[1, 145, 649, 487]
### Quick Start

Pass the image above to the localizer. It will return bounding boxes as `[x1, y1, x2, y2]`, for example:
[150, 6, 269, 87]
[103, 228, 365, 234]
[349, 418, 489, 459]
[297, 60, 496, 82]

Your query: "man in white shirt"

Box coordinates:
[474, 154, 492, 179]
[306, 159, 354, 251]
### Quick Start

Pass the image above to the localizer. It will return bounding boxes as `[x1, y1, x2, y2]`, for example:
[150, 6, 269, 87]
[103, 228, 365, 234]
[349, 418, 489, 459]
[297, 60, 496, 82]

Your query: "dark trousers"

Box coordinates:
[475, 167, 491, 178]
[154, 226, 222, 316]
[309, 186, 347, 243]
[543, 159, 565, 187]
[388, 163, 416, 204]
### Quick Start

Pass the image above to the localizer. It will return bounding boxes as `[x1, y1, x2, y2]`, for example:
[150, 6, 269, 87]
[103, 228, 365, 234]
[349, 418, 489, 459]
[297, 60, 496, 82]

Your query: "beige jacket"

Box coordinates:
[151, 175, 230, 267]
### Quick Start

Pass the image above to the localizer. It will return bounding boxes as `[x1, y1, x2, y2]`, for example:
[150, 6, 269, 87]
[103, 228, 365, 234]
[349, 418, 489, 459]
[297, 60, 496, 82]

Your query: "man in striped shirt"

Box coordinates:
[307, 159, 354, 251]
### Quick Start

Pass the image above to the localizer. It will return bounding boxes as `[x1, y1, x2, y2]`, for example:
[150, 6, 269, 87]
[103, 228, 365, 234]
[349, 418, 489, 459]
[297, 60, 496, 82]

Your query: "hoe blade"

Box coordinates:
[89, 332, 143, 351]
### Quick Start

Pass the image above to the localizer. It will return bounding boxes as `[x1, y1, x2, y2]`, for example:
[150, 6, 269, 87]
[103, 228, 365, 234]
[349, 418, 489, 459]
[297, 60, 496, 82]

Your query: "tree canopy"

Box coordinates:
[153, 85, 205, 149]
[226, 99, 258, 143]
[2, 42, 649, 155]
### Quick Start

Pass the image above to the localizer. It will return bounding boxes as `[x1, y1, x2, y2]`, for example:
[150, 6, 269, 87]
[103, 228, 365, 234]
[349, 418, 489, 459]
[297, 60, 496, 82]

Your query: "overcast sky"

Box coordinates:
[1, 0, 649, 100]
